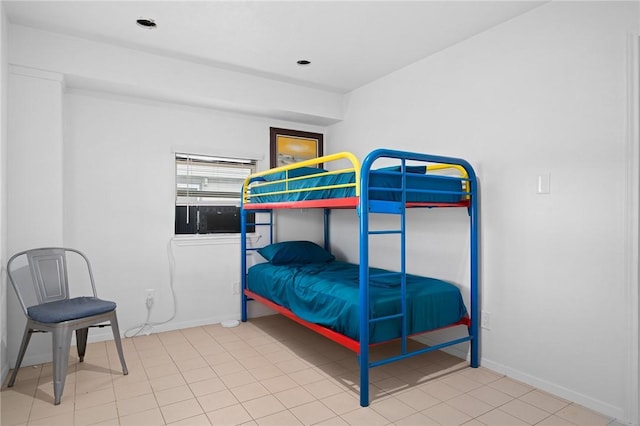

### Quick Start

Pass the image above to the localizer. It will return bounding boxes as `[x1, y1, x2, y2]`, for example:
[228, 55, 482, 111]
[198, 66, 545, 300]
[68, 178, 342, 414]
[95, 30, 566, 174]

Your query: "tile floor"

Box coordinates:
[1, 314, 619, 426]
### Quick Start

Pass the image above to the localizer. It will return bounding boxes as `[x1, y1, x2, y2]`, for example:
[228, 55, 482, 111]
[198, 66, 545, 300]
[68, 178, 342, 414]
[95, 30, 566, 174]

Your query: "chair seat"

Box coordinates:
[27, 297, 116, 323]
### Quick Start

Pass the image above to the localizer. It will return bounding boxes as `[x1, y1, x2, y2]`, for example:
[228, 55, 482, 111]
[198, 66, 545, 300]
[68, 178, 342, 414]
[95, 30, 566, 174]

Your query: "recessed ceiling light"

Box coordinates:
[136, 18, 157, 29]
[297, 60, 311, 66]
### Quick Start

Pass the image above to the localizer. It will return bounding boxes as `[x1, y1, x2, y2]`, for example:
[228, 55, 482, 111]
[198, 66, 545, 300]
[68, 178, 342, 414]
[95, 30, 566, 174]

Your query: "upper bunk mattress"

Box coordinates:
[247, 167, 466, 205]
[247, 261, 468, 344]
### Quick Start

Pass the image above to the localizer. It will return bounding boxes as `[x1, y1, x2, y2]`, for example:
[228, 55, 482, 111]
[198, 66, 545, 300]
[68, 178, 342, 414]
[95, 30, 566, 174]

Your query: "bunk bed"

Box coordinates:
[240, 149, 479, 407]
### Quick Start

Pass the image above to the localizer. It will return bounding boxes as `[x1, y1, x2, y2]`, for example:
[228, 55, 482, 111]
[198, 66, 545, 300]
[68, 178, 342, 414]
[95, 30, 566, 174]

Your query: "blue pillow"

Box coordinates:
[257, 241, 335, 265]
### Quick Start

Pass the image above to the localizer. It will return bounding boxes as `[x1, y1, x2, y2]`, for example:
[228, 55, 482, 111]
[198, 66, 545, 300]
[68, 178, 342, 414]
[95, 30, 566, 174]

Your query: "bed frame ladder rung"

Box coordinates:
[368, 200, 404, 213]
[369, 271, 402, 279]
[369, 313, 404, 323]
[368, 229, 401, 235]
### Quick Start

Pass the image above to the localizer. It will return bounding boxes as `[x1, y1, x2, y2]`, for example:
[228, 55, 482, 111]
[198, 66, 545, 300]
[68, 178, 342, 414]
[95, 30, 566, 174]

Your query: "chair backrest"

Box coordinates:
[7, 247, 97, 316]
[27, 248, 70, 304]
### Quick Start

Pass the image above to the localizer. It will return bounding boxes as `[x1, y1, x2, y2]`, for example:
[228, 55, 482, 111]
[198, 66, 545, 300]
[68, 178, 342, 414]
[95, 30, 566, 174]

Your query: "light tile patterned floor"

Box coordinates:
[1, 315, 618, 426]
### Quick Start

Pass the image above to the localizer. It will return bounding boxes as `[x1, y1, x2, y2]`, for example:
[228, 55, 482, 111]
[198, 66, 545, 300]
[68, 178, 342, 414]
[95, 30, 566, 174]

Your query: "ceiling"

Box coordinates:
[4, 1, 546, 93]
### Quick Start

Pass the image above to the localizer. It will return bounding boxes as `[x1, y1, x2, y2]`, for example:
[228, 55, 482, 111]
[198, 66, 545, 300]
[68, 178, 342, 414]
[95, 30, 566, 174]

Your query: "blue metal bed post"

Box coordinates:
[466, 163, 480, 368]
[400, 159, 408, 356]
[268, 210, 274, 245]
[358, 155, 372, 407]
[240, 204, 248, 322]
[324, 209, 331, 252]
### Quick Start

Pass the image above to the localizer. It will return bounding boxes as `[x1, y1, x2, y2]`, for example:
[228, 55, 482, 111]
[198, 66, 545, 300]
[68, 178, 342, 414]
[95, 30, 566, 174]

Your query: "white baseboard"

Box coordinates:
[481, 358, 624, 423]
[1, 363, 8, 386]
[414, 331, 628, 425]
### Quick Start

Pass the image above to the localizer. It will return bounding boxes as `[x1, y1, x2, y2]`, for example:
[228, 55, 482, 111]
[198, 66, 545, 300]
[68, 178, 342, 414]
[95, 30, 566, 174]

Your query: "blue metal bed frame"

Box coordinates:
[241, 148, 479, 407]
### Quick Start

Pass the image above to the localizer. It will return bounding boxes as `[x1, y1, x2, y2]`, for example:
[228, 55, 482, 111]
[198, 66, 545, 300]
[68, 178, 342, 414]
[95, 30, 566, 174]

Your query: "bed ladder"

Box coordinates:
[357, 149, 480, 408]
[357, 159, 413, 407]
[241, 209, 274, 322]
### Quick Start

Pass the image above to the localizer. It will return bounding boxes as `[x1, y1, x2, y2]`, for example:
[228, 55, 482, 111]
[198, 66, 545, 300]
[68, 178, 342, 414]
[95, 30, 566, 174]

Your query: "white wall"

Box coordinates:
[63, 90, 323, 338]
[5, 66, 66, 372]
[628, 31, 640, 426]
[328, 1, 638, 422]
[0, 2, 8, 382]
[4, 23, 328, 367]
[5, 84, 324, 368]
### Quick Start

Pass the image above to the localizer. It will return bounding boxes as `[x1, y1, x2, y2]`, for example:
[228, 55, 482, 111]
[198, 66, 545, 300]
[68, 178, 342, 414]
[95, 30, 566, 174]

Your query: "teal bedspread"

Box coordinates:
[247, 261, 468, 343]
[248, 167, 466, 204]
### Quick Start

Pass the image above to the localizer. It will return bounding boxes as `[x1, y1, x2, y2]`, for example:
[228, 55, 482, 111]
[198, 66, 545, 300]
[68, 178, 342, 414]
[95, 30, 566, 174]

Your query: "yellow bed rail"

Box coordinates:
[426, 163, 470, 194]
[242, 151, 469, 205]
[243, 152, 361, 204]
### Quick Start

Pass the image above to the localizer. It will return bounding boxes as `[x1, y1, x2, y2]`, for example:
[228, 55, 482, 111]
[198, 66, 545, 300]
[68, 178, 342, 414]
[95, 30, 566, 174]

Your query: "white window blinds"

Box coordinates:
[175, 153, 257, 206]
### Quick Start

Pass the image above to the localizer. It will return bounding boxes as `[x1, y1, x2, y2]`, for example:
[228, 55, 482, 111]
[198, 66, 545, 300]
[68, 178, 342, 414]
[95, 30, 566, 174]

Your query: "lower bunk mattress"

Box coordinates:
[247, 261, 468, 344]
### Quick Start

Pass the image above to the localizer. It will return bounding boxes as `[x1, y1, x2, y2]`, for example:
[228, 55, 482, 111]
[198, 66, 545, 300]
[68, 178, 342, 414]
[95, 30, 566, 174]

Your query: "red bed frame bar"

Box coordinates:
[244, 289, 471, 355]
[244, 289, 361, 353]
[243, 197, 470, 211]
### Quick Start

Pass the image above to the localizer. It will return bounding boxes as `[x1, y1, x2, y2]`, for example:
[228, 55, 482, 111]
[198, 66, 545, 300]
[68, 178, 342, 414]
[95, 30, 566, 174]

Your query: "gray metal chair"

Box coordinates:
[6, 247, 128, 405]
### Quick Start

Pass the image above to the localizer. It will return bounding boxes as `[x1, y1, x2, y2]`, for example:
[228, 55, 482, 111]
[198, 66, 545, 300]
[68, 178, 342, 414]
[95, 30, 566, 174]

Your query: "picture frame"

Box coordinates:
[270, 127, 324, 169]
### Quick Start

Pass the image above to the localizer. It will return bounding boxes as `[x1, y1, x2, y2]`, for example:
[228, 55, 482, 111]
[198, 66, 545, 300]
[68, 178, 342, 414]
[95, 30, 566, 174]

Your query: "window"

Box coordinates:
[175, 153, 256, 234]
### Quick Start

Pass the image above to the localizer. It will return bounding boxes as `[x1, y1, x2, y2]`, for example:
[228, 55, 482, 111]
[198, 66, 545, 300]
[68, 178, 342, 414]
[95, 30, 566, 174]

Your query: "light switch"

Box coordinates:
[536, 174, 550, 194]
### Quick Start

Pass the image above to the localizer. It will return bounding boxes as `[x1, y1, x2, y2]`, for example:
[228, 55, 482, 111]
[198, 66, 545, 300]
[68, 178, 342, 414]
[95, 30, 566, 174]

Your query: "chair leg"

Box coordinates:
[52, 328, 73, 405]
[109, 312, 128, 375]
[8, 323, 34, 387]
[75, 328, 89, 362]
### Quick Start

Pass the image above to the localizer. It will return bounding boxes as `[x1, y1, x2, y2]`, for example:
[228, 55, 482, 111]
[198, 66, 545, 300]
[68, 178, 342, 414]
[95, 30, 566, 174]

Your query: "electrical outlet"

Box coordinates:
[232, 282, 240, 295]
[481, 311, 491, 330]
[145, 288, 156, 309]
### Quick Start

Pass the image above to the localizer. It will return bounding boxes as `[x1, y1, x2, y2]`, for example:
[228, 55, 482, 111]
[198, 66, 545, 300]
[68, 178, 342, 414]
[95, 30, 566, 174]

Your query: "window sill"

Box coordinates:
[172, 233, 260, 247]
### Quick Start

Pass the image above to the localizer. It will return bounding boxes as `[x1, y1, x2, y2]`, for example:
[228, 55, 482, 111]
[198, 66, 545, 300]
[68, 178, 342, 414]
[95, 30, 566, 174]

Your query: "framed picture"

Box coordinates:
[270, 127, 324, 169]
